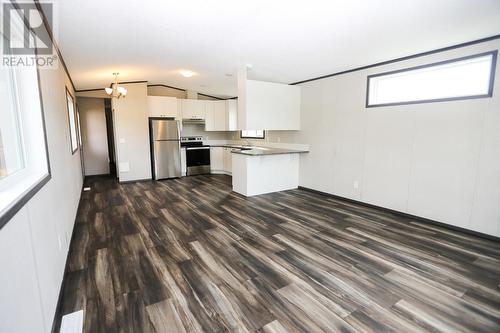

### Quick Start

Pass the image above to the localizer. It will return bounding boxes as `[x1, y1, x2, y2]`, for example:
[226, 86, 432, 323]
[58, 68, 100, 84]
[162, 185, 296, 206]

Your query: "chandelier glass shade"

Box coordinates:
[105, 73, 127, 98]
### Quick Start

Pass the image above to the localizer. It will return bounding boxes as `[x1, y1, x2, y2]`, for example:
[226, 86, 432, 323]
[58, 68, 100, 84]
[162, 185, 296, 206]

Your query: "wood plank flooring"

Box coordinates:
[54, 174, 500, 332]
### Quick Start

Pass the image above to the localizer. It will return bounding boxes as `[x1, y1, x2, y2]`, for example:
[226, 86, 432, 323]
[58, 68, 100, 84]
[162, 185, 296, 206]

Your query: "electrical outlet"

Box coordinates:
[353, 181, 359, 189]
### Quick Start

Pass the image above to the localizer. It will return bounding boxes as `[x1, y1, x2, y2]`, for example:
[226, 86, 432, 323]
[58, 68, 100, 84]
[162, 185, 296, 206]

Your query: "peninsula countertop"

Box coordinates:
[205, 142, 309, 156]
[231, 147, 309, 156]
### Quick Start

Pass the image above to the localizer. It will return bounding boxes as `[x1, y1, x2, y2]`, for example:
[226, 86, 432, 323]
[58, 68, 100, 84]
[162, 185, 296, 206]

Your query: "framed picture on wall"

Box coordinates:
[65, 88, 78, 154]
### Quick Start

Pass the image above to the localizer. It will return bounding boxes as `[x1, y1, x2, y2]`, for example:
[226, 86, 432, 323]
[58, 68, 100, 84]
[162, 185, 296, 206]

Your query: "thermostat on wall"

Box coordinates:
[118, 162, 130, 172]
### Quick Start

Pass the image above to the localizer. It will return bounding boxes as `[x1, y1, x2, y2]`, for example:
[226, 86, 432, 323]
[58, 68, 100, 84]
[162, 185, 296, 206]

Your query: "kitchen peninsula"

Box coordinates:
[231, 147, 308, 196]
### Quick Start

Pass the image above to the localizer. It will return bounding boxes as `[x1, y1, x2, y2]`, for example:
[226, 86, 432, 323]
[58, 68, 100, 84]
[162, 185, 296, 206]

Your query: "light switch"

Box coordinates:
[119, 138, 126, 144]
[353, 181, 359, 189]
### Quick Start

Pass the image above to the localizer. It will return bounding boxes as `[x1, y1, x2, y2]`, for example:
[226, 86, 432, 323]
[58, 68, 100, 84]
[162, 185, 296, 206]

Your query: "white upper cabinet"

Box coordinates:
[214, 100, 227, 131]
[205, 101, 216, 129]
[226, 100, 238, 131]
[238, 68, 300, 130]
[206, 100, 234, 131]
[147, 96, 178, 118]
[148, 97, 237, 131]
[180, 99, 206, 119]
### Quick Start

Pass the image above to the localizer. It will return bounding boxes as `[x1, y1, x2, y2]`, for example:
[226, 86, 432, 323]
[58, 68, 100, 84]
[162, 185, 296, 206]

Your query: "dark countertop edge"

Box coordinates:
[204, 144, 309, 156]
[231, 149, 309, 156]
[206, 144, 247, 149]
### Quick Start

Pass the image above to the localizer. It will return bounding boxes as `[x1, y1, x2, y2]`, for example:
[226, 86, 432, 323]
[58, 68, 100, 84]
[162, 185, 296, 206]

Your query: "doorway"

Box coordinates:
[104, 99, 116, 176]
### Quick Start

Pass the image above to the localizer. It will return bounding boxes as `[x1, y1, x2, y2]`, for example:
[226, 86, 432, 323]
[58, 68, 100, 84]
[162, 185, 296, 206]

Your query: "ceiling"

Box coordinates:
[53, 0, 500, 97]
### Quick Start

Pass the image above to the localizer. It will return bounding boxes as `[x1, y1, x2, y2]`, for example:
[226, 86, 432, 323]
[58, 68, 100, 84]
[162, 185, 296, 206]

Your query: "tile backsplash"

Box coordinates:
[181, 123, 298, 143]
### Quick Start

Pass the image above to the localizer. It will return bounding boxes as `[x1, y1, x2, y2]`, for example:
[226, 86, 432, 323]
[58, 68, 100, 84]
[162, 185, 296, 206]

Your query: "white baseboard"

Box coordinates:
[210, 170, 231, 175]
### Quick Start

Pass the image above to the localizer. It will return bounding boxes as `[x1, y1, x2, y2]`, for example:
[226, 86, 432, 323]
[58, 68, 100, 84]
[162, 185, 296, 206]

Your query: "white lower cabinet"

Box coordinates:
[210, 147, 224, 173]
[210, 147, 232, 174]
[181, 148, 186, 176]
[223, 148, 232, 175]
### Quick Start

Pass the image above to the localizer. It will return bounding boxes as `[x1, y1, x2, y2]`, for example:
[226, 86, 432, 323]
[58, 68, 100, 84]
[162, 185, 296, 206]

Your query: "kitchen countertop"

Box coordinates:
[231, 147, 309, 156]
[207, 144, 248, 149]
[205, 143, 309, 156]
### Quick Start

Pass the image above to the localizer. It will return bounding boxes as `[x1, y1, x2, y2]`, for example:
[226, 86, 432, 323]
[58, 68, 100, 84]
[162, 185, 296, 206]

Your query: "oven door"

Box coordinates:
[186, 147, 210, 175]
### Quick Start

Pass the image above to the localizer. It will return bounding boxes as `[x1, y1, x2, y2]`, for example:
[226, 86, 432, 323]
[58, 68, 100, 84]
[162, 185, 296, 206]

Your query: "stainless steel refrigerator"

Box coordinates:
[150, 119, 181, 180]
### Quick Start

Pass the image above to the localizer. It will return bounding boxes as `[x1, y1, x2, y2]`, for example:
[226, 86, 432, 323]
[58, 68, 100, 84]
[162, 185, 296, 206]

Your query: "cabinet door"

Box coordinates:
[181, 148, 187, 176]
[214, 101, 227, 131]
[223, 148, 232, 174]
[210, 147, 224, 171]
[181, 99, 206, 119]
[180, 99, 192, 119]
[226, 100, 237, 131]
[205, 101, 215, 131]
[147, 96, 178, 118]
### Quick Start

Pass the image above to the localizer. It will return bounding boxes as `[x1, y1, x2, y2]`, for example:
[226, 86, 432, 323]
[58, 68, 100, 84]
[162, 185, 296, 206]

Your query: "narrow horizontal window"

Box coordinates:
[241, 130, 265, 139]
[366, 51, 497, 107]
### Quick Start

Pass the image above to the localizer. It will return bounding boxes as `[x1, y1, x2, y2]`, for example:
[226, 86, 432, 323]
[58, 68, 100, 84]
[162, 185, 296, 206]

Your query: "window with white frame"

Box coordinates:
[0, 26, 50, 227]
[0, 67, 24, 180]
[366, 51, 497, 107]
[241, 130, 265, 139]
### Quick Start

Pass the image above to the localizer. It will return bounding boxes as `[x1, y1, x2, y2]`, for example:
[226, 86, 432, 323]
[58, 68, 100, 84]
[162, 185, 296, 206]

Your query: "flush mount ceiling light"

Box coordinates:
[104, 72, 127, 98]
[179, 70, 195, 78]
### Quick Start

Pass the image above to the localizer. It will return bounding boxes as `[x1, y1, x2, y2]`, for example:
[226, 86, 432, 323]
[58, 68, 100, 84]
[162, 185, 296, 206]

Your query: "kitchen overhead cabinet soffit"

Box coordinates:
[238, 68, 301, 130]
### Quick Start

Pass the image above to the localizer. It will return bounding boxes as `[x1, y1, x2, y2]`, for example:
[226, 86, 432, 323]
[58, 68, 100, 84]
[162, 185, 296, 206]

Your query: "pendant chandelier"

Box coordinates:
[104, 72, 127, 98]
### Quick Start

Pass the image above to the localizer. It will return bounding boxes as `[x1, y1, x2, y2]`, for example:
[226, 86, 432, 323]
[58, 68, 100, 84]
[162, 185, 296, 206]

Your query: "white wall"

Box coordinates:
[76, 89, 110, 99]
[0, 29, 83, 333]
[238, 75, 301, 130]
[296, 39, 500, 237]
[147, 85, 186, 98]
[78, 97, 109, 176]
[112, 82, 151, 182]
